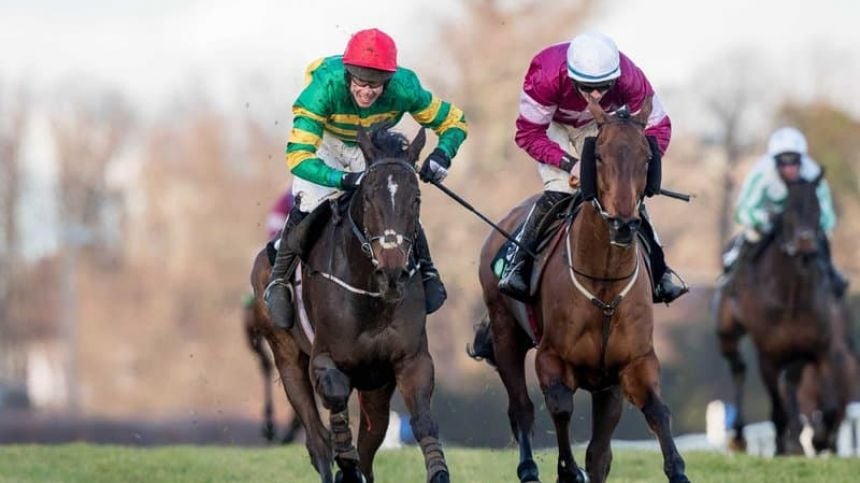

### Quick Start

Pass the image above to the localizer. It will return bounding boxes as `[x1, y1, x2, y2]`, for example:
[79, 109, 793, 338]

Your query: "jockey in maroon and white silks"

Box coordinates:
[498, 31, 687, 305]
[515, 45, 672, 178]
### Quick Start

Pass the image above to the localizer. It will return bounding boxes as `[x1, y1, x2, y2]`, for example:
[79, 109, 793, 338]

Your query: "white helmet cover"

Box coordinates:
[567, 32, 621, 83]
[767, 126, 808, 156]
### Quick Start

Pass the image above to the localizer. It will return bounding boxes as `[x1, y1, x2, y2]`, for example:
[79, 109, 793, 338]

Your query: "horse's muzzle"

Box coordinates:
[374, 267, 410, 303]
[608, 217, 641, 247]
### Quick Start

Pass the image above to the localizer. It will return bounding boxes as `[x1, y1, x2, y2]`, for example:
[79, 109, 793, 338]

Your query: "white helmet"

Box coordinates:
[767, 126, 808, 156]
[567, 32, 621, 83]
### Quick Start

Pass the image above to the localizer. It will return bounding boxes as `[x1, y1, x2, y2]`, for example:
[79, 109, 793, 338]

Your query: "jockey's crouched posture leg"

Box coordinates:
[498, 190, 571, 301]
[264, 204, 307, 330]
[638, 204, 689, 304]
[820, 234, 849, 298]
[414, 225, 447, 314]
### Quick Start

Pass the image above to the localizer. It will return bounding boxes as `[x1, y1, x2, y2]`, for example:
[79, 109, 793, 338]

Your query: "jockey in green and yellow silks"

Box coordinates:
[265, 28, 469, 329]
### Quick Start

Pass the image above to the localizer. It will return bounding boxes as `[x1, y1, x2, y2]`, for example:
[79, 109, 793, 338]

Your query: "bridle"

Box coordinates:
[589, 115, 650, 247]
[347, 158, 418, 268]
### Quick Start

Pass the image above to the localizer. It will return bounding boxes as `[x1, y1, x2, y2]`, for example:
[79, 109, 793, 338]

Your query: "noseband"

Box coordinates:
[348, 159, 418, 268]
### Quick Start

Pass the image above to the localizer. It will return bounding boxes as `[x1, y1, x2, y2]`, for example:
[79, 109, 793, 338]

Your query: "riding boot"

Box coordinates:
[498, 190, 570, 302]
[414, 225, 447, 314]
[820, 235, 849, 298]
[638, 205, 688, 304]
[264, 205, 307, 330]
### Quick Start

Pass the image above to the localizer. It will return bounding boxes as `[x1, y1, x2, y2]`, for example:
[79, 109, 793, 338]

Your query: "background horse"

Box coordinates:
[713, 173, 855, 454]
[475, 97, 688, 483]
[250, 125, 449, 483]
[241, 290, 302, 443]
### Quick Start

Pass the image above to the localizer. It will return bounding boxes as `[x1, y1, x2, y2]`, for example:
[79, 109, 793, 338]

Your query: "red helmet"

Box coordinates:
[343, 28, 397, 73]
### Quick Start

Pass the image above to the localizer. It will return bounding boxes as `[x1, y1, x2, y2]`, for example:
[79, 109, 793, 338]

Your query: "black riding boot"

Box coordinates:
[498, 190, 570, 302]
[820, 235, 849, 298]
[414, 226, 447, 314]
[638, 205, 688, 304]
[265, 205, 307, 329]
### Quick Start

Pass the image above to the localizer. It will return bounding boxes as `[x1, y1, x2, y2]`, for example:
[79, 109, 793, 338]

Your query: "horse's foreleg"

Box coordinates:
[536, 348, 586, 483]
[782, 361, 807, 454]
[248, 331, 276, 442]
[716, 299, 747, 451]
[758, 356, 793, 456]
[268, 335, 333, 483]
[490, 305, 539, 483]
[312, 353, 363, 483]
[395, 352, 449, 483]
[356, 382, 396, 483]
[621, 354, 688, 483]
[585, 386, 623, 483]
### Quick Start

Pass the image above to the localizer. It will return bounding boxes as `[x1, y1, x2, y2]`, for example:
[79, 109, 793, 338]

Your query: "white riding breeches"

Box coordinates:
[291, 133, 366, 213]
[538, 121, 598, 194]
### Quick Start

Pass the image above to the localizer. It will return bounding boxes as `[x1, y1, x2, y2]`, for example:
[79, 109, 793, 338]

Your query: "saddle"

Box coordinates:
[491, 194, 580, 299]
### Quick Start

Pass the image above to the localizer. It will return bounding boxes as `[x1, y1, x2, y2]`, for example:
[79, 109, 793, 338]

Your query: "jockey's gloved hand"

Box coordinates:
[559, 154, 578, 173]
[419, 148, 451, 183]
[341, 171, 365, 191]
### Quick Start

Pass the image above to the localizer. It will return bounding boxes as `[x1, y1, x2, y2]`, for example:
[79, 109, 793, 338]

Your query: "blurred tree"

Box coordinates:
[437, 0, 596, 179]
[49, 85, 136, 413]
[0, 83, 29, 344]
[693, 50, 775, 256]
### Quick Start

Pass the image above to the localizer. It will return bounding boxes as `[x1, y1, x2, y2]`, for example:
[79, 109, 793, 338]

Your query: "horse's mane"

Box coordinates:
[369, 122, 409, 158]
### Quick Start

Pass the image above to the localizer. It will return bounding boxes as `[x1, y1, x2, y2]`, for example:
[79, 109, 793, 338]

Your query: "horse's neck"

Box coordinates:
[758, 242, 826, 308]
[570, 204, 638, 277]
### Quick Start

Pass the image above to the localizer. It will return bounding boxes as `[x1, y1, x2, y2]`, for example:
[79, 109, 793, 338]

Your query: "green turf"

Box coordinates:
[0, 444, 857, 482]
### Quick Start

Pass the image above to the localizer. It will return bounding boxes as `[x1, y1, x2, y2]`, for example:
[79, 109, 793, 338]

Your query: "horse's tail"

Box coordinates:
[466, 312, 497, 368]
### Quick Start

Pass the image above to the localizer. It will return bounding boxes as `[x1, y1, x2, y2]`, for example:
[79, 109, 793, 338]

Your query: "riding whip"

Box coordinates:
[429, 180, 538, 259]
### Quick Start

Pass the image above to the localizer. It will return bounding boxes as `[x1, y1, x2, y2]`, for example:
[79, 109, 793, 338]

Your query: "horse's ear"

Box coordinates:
[407, 128, 427, 165]
[585, 96, 609, 125]
[634, 95, 653, 126]
[357, 126, 378, 164]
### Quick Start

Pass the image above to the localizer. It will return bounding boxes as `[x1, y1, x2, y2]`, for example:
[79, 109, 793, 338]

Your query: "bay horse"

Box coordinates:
[249, 125, 449, 483]
[476, 97, 688, 483]
[241, 293, 303, 443]
[713, 172, 854, 454]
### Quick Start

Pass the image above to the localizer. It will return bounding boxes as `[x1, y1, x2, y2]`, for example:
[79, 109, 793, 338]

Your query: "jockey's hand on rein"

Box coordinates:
[419, 148, 451, 183]
[559, 153, 578, 173]
[341, 171, 365, 191]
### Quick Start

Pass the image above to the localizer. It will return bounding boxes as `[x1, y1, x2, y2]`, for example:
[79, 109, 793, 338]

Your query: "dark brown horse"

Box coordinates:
[250, 125, 449, 483]
[714, 173, 854, 455]
[242, 292, 303, 443]
[476, 97, 688, 483]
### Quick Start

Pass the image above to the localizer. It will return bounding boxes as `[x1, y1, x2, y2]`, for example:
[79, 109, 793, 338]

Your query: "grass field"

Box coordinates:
[1, 444, 858, 482]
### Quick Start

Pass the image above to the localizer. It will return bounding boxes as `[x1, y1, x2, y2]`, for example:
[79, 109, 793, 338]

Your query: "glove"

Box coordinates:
[419, 148, 451, 183]
[341, 171, 365, 191]
[558, 154, 578, 173]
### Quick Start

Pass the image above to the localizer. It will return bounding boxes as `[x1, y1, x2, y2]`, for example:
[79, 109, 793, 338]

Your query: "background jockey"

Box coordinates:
[724, 126, 848, 297]
[265, 28, 468, 329]
[498, 31, 687, 304]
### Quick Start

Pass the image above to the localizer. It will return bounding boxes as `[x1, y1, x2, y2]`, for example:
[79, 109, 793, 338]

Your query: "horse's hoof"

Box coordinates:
[727, 436, 747, 453]
[335, 469, 366, 483]
[556, 467, 589, 483]
[669, 476, 690, 483]
[429, 469, 450, 483]
[261, 422, 275, 442]
[517, 459, 540, 482]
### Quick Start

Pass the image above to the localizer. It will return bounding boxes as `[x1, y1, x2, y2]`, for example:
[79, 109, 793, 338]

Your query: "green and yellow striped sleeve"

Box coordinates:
[408, 74, 467, 160]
